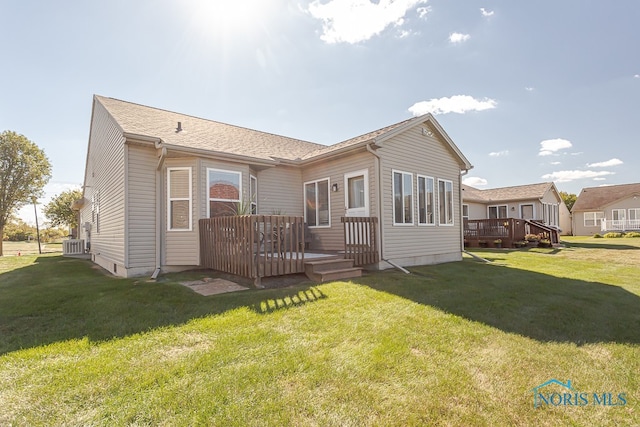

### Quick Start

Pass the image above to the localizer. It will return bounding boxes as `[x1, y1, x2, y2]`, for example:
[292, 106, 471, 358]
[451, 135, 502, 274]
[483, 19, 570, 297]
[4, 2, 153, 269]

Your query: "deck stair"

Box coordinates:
[304, 257, 362, 282]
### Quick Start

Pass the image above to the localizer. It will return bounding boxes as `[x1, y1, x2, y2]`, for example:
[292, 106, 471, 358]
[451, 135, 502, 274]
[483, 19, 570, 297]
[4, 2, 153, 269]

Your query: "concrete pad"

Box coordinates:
[180, 277, 249, 296]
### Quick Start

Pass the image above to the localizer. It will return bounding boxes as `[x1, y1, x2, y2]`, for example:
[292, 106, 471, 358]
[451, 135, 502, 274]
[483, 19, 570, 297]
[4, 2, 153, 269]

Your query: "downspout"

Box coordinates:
[366, 143, 385, 264]
[460, 168, 469, 254]
[152, 144, 167, 279]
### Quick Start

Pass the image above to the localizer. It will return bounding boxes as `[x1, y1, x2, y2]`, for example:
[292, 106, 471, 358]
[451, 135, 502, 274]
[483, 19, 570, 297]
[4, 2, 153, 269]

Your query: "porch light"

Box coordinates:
[332, 183, 338, 192]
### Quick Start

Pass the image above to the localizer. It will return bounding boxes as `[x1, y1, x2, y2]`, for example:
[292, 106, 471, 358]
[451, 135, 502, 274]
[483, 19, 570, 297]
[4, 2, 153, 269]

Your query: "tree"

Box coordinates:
[0, 131, 52, 256]
[44, 189, 83, 229]
[559, 191, 577, 211]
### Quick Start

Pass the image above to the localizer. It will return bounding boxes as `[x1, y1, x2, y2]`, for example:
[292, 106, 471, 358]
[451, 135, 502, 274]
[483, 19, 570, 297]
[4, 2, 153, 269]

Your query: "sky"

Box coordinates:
[1, 0, 639, 225]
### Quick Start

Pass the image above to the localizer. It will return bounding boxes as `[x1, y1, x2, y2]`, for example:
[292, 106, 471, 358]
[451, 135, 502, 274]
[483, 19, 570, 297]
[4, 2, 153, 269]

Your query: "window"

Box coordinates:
[417, 175, 435, 225]
[488, 205, 507, 219]
[208, 168, 241, 217]
[629, 208, 640, 220]
[91, 191, 100, 233]
[250, 175, 258, 214]
[168, 168, 192, 230]
[438, 179, 454, 225]
[520, 204, 534, 219]
[305, 178, 330, 227]
[462, 204, 469, 221]
[393, 171, 413, 225]
[612, 209, 626, 221]
[584, 211, 604, 227]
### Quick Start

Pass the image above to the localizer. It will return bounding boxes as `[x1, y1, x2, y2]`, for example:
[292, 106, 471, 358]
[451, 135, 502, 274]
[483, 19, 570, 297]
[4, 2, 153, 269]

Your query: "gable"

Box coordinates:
[572, 183, 640, 211]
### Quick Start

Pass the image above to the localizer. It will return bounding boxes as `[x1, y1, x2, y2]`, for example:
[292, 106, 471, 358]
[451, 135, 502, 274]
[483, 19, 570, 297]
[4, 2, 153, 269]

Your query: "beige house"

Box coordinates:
[462, 182, 571, 234]
[572, 183, 640, 236]
[76, 95, 472, 277]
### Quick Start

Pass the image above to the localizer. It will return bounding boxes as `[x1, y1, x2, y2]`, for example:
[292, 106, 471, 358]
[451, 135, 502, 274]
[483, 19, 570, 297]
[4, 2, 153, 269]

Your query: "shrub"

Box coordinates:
[603, 232, 624, 238]
[624, 231, 640, 238]
[593, 233, 603, 238]
[538, 239, 552, 248]
[514, 241, 527, 248]
[524, 234, 540, 242]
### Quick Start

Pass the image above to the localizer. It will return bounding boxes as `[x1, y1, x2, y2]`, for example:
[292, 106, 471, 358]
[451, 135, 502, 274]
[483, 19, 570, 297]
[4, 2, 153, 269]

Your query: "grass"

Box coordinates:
[1, 240, 62, 256]
[0, 236, 639, 426]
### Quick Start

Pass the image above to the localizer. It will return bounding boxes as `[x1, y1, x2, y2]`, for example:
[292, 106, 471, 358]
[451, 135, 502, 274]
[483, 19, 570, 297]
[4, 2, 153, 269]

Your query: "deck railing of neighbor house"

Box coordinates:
[601, 219, 640, 232]
[62, 239, 85, 256]
[341, 216, 379, 266]
[199, 215, 306, 283]
[464, 218, 559, 247]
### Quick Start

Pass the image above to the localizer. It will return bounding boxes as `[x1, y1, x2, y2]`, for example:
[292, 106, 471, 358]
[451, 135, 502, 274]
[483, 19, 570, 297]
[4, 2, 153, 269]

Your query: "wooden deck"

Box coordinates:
[464, 218, 559, 248]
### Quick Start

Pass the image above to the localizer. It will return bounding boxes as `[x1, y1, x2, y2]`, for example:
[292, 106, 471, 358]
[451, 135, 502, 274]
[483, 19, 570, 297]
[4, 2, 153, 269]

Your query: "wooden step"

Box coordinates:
[306, 267, 362, 283]
[305, 258, 354, 274]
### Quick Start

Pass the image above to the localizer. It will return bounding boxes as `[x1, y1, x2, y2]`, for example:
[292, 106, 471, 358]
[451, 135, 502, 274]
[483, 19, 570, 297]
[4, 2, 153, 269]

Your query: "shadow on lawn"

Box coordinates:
[0, 256, 321, 355]
[357, 260, 640, 345]
[562, 240, 640, 250]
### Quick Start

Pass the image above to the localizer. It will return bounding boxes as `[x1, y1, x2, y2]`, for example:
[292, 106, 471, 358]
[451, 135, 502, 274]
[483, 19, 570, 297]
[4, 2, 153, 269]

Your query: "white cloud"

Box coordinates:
[525, 87, 535, 92]
[408, 95, 497, 116]
[463, 176, 488, 187]
[307, 0, 428, 44]
[541, 170, 614, 183]
[586, 158, 623, 167]
[538, 138, 572, 156]
[417, 6, 431, 18]
[550, 161, 561, 165]
[634, 74, 640, 79]
[593, 178, 607, 181]
[480, 8, 494, 17]
[449, 32, 470, 43]
[489, 150, 509, 157]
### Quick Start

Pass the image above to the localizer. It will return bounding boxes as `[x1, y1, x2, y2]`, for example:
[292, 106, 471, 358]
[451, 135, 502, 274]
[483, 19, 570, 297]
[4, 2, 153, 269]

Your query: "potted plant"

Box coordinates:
[524, 234, 540, 247]
[538, 238, 552, 248]
[514, 240, 527, 248]
[478, 240, 488, 248]
[493, 239, 502, 248]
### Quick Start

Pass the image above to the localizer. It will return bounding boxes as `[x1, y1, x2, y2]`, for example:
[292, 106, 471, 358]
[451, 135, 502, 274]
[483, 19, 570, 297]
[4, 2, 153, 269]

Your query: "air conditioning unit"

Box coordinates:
[83, 222, 92, 231]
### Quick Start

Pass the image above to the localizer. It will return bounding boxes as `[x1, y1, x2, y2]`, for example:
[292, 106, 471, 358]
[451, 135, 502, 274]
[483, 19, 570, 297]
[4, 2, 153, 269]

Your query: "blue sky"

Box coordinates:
[2, 0, 639, 224]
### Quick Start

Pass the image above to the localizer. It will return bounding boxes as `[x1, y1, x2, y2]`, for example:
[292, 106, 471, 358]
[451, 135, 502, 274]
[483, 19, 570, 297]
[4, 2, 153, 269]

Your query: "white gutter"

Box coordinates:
[460, 168, 470, 253]
[152, 144, 167, 280]
[366, 142, 384, 262]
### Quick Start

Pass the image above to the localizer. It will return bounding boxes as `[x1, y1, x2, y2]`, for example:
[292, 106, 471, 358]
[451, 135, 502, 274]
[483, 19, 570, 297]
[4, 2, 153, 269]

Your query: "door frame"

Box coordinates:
[344, 169, 369, 217]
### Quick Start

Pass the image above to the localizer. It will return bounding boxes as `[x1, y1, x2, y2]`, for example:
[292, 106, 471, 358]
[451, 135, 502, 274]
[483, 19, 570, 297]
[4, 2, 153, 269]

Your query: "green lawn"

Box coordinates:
[1, 237, 639, 426]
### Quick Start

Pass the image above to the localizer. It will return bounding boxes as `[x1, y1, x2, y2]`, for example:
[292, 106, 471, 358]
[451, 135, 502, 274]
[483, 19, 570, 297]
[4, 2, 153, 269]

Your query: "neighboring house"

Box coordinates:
[75, 95, 473, 277]
[461, 182, 570, 234]
[571, 183, 640, 236]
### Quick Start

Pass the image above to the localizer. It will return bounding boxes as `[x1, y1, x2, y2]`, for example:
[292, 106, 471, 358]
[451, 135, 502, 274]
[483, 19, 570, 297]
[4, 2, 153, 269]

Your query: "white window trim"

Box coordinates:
[250, 174, 258, 215]
[304, 177, 331, 228]
[167, 167, 192, 231]
[392, 170, 414, 226]
[344, 169, 370, 217]
[462, 204, 469, 221]
[417, 174, 435, 226]
[612, 208, 626, 221]
[488, 204, 508, 220]
[629, 208, 640, 220]
[207, 168, 242, 218]
[438, 179, 454, 226]
[519, 203, 535, 219]
[583, 211, 604, 227]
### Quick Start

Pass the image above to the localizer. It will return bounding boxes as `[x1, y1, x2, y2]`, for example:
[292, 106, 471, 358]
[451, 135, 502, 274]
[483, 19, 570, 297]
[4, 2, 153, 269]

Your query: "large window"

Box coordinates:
[208, 168, 241, 217]
[438, 179, 454, 225]
[417, 175, 435, 225]
[305, 178, 330, 227]
[584, 211, 604, 227]
[393, 171, 413, 225]
[629, 208, 640, 220]
[612, 209, 626, 221]
[462, 204, 469, 221]
[488, 205, 507, 219]
[168, 167, 192, 230]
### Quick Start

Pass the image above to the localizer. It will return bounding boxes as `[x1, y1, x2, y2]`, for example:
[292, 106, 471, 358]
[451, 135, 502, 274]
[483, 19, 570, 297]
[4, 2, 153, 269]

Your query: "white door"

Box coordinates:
[344, 170, 369, 217]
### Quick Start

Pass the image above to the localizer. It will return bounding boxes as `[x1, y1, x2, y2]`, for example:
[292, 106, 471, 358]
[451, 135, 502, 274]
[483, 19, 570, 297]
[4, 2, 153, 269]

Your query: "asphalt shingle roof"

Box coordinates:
[462, 182, 554, 203]
[571, 183, 640, 211]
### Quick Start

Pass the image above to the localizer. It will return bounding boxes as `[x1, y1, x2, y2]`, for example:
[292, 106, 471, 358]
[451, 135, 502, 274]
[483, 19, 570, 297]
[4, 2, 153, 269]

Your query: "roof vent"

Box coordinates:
[176, 121, 183, 133]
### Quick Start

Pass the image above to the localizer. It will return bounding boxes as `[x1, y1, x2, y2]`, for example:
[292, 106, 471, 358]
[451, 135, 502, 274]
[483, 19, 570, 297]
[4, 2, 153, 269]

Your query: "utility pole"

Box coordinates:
[32, 196, 42, 254]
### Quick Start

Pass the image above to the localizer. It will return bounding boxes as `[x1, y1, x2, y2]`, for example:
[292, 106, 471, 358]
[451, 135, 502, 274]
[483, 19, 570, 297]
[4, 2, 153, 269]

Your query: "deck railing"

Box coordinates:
[199, 215, 306, 283]
[341, 216, 379, 266]
[62, 239, 85, 255]
[464, 218, 559, 246]
[601, 219, 640, 232]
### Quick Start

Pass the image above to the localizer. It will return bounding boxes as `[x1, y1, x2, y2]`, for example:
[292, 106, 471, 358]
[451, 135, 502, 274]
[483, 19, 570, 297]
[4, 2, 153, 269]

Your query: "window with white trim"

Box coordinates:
[584, 211, 604, 227]
[250, 175, 258, 214]
[438, 179, 454, 225]
[462, 204, 469, 221]
[488, 205, 507, 219]
[612, 209, 626, 221]
[208, 168, 241, 217]
[168, 167, 192, 230]
[393, 171, 413, 225]
[629, 208, 640, 220]
[417, 175, 435, 225]
[304, 178, 330, 227]
[91, 191, 100, 233]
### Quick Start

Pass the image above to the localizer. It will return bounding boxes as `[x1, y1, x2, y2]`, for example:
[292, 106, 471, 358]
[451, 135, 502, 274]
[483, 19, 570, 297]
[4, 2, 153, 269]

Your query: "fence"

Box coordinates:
[62, 239, 85, 255]
[342, 216, 379, 266]
[601, 219, 640, 232]
[199, 215, 306, 283]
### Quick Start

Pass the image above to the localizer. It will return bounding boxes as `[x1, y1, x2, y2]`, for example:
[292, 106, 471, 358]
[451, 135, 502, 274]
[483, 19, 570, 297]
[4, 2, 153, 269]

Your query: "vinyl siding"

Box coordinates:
[465, 202, 486, 220]
[81, 100, 126, 273]
[257, 166, 303, 215]
[378, 125, 462, 262]
[126, 144, 156, 270]
[301, 151, 376, 250]
[573, 196, 640, 235]
[164, 157, 199, 266]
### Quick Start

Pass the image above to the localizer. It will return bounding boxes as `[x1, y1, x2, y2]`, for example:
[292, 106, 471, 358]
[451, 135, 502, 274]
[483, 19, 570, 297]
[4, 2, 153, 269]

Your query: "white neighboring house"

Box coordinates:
[571, 183, 640, 236]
